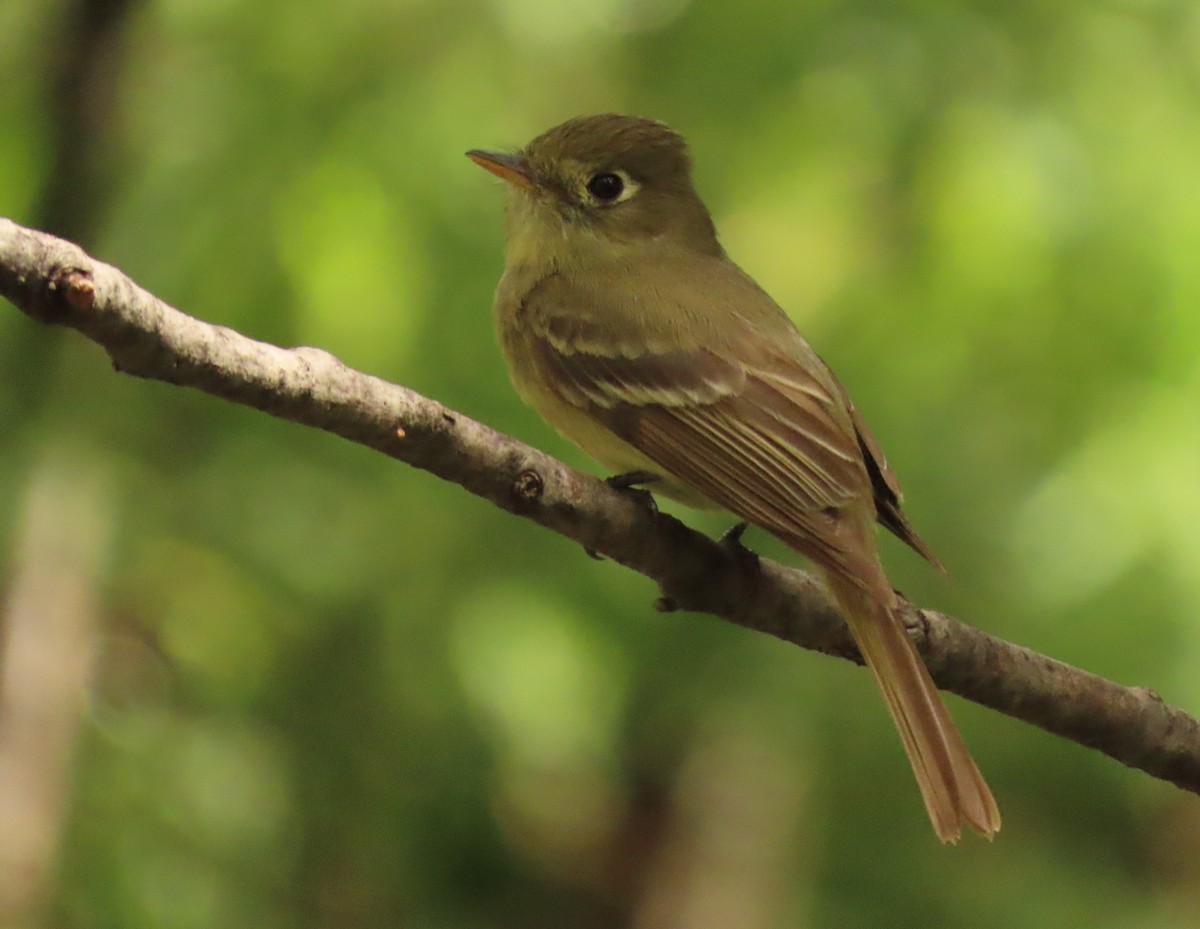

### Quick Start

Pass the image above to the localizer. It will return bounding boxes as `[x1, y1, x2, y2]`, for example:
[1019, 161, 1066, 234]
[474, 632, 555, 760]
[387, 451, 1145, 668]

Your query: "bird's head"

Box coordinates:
[468, 114, 720, 269]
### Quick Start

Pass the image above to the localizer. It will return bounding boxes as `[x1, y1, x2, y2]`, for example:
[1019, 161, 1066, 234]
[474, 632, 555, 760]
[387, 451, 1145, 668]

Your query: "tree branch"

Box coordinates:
[3, 216, 1198, 795]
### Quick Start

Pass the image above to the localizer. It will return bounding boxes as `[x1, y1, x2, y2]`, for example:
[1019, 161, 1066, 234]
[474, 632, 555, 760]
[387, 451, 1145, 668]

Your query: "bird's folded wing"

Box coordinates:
[526, 310, 875, 582]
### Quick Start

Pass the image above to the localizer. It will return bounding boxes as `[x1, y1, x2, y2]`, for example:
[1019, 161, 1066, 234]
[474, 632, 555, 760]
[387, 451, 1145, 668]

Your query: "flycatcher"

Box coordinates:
[468, 114, 1000, 843]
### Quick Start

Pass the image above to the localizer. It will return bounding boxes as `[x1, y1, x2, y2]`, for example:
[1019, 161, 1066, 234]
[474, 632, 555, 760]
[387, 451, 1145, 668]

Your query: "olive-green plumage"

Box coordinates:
[469, 114, 1000, 842]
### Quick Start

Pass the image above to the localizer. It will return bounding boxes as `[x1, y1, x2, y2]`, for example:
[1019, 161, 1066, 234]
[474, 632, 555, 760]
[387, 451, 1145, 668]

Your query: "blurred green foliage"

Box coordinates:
[3, 0, 1200, 926]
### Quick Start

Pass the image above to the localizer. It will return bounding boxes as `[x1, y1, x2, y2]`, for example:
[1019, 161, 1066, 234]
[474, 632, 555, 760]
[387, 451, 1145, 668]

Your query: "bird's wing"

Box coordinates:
[845, 399, 945, 572]
[520, 266, 881, 584]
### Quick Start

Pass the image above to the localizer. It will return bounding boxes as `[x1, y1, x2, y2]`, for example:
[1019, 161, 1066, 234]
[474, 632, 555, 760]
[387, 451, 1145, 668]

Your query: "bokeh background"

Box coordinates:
[3, 0, 1200, 926]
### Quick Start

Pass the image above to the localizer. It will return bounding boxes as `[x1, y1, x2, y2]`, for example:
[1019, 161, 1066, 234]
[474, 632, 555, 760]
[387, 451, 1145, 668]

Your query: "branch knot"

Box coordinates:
[510, 468, 544, 507]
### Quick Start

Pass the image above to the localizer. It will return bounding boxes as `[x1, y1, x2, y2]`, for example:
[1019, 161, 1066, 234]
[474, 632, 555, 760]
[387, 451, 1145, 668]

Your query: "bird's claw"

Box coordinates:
[585, 471, 660, 559]
[719, 521, 759, 569]
[603, 470, 659, 514]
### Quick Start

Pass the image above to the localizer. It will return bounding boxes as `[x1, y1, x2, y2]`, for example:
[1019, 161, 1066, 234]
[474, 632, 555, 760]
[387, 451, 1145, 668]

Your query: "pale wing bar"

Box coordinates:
[529, 329, 880, 584]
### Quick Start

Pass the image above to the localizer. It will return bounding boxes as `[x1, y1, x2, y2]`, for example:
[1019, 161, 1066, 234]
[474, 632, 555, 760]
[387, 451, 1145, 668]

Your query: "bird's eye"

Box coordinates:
[586, 172, 625, 202]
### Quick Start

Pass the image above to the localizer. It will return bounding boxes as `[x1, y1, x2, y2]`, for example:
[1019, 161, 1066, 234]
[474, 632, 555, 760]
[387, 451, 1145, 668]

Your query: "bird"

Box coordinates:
[467, 113, 1000, 842]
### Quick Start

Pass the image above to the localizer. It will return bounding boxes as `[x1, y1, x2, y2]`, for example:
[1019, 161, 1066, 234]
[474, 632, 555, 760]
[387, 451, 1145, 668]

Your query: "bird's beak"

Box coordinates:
[466, 149, 534, 190]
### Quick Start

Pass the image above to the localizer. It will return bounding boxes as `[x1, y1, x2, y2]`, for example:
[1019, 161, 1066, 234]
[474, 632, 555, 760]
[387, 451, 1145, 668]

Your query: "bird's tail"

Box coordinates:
[824, 571, 1001, 843]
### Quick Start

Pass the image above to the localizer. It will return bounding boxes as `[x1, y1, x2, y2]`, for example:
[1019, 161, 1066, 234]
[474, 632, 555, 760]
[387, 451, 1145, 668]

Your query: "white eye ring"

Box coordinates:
[585, 169, 639, 205]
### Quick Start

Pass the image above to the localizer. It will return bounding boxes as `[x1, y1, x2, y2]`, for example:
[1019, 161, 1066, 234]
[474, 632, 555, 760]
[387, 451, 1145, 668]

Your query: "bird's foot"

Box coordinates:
[718, 521, 760, 570]
[654, 523, 758, 612]
[604, 470, 659, 513]
[586, 471, 660, 560]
